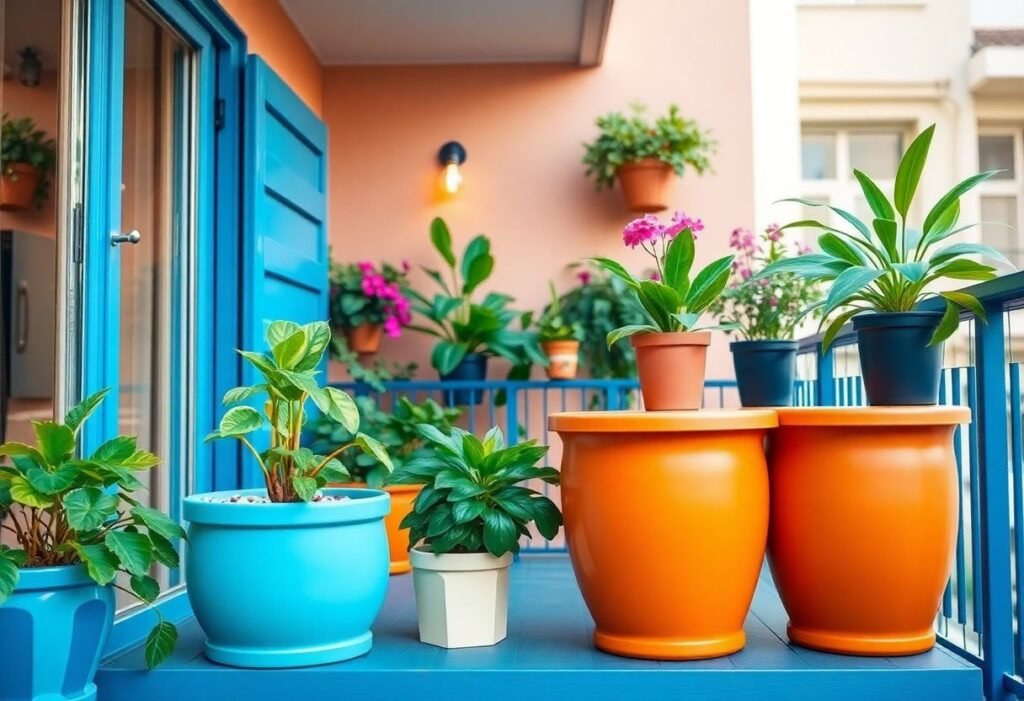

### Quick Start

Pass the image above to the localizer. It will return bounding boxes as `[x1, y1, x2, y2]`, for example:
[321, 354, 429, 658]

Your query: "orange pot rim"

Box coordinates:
[618, 158, 673, 172]
[548, 409, 777, 433]
[775, 406, 971, 427]
[631, 331, 711, 349]
[4, 162, 41, 175]
[330, 481, 421, 494]
[542, 339, 580, 349]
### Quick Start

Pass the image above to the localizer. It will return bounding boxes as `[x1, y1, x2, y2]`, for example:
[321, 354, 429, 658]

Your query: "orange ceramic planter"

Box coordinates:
[344, 323, 383, 355]
[767, 407, 971, 656]
[0, 163, 42, 211]
[616, 158, 674, 212]
[335, 483, 419, 574]
[542, 340, 580, 380]
[549, 410, 776, 659]
[631, 331, 710, 410]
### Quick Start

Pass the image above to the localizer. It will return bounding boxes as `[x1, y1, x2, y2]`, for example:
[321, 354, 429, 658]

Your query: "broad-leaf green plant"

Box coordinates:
[1, 113, 56, 208]
[0, 389, 181, 668]
[536, 282, 583, 343]
[205, 321, 392, 503]
[386, 426, 562, 557]
[757, 124, 1014, 348]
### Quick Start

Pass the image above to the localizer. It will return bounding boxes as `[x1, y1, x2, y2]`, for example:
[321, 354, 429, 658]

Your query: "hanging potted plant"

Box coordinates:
[758, 124, 1013, 405]
[409, 217, 545, 406]
[386, 424, 562, 649]
[582, 103, 714, 213]
[185, 320, 394, 668]
[328, 260, 412, 355]
[1, 114, 57, 211]
[535, 282, 584, 380]
[0, 389, 181, 700]
[710, 225, 823, 407]
[592, 211, 735, 410]
[308, 395, 461, 575]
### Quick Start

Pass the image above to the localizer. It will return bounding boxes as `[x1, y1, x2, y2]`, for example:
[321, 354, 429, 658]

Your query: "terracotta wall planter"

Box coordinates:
[631, 331, 710, 410]
[332, 482, 419, 574]
[615, 158, 674, 213]
[542, 339, 580, 380]
[344, 323, 383, 355]
[0, 163, 42, 211]
[549, 410, 776, 659]
[767, 407, 970, 656]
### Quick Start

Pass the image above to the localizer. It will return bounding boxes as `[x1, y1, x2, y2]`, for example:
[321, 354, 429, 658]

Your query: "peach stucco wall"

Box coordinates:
[323, 0, 755, 381]
[219, 0, 323, 116]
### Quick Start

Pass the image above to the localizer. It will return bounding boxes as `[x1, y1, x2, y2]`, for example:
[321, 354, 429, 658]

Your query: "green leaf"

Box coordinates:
[430, 217, 456, 268]
[589, 258, 639, 290]
[893, 261, 928, 283]
[663, 230, 695, 296]
[132, 505, 186, 542]
[532, 496, 563, 540]
[292, 474, 317, 502]
[0, 549, 20, 604]
[932, 259, 998, 281]
[130, 574, 160, 604]
[92, 435, 137, 465]
[684, 255, 734, 315]
[72, 542, 118, 584]
[930, 242, 1014, 269]
[64, 388, 109, 435]
[149, 532, 179, 569]
[452, 499, 486, 524]
[872, 218, 899, 261]
[295, 322, 332, 371]
[272, 329, 308, 370]
[753, 254, 848, 281]
[818, 233, 867, 267]
[777, 198, 872, 240]
[309, 387, 360, 433]
[222, 385, 266, 406]
[9, 475, 54, 508]
[929, 301, 961, 347]
[354, 432, 393, 472]
[145, 621, 178, 670]
[922, 170, 1001, 235]
[893, 124, 934, 218]
[824, 266, 883, 315]
[0, 442, 46, 465]
[605, 324, 658, 347]
[821, 307, 862, 351]
[266, 320, 301, 349]
[25, 463, 78, 494]
[482, 508, 518, 557]
[446, 480, 488, 501]
[33, 421, 75, 465]
[940, 291, 986, 322]
[637, 281, 679, 330]
[853, 169, 895, 221]
[431, 341, 468, 375]
[218, 406, 263, 437]
[105, 531, 152, 576]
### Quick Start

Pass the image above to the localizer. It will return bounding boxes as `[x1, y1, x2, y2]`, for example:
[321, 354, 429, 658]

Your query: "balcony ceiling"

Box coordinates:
[279, 0, 614, 67]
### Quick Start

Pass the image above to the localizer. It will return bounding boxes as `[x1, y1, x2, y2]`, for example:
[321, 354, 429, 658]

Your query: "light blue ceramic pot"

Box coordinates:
[183, 487, 391, 668]
[0, 564, 114, 701]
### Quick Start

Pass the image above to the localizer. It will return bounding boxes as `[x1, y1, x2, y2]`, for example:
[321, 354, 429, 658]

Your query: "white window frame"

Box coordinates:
[976, 126, 1024, 264]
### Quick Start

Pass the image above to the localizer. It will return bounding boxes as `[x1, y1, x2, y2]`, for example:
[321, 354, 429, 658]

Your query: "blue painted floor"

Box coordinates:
[98, 556, 982, 701]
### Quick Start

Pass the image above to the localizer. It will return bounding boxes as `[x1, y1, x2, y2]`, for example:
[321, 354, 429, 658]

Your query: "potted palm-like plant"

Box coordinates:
[409, 218, 545, 405]
[758, 124, 1013, 405]
[582, 103, 714, 212]
[387, 425, 562, 649]
[592, 211, 735, 410]
[536, 282, 584, 380]
[1, 114, 57, 211]
[710, 225, 823, 407]
[328, 259, 412, 355]
[184, 320, 394, 668]
[0, 389, 181, 701]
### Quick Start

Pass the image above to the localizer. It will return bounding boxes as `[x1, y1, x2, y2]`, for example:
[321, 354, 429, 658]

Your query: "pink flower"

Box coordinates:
[401, 259, 411, 273]
[357, 261, 375, 274]
[765, 223, 782, 242]
[769, 296, 779, 308]
[383, 316, 401, 338]
[664, 211, 704, 240]
[649, 271, 662, 282]
[577, 270, 592, 285]
[622, 214, 663, 248]
[797, 242, 813, 255]
[738, 265, 752, 280]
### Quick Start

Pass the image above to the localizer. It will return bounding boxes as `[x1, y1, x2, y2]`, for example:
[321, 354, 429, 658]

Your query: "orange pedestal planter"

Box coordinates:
[767, 407, 971, 656]
[549, 410, 776, 660]
[334, 483, 419, 574]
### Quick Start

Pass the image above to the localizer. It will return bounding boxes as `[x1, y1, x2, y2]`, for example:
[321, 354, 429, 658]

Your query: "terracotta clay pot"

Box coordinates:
[631, 331, 710, 410]
[345, 323, 383, 355]
[767, 406, 970, 656]
[0, 163, 42, 211]
[549, 410, 776, 659]
[542, 339, 580, 380]
[333, 482, 420, 574]
[615, 158, 674, 213]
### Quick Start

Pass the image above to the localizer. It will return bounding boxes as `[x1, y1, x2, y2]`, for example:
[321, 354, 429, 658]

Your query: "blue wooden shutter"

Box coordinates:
[241, 55, 329, 485]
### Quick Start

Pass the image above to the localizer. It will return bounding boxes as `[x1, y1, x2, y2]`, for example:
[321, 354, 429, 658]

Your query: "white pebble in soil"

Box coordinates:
[200, 493, 351, 504]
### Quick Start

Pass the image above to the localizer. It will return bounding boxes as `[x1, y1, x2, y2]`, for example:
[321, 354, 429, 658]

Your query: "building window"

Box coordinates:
[977, 128, 1024, 266]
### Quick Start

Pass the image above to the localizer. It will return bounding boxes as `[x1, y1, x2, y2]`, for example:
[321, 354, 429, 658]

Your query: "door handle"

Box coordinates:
[110, 229, 142, 246]
[15, 281, 28, 353]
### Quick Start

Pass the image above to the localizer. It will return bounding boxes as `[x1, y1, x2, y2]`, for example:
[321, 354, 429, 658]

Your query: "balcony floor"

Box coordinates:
[98, 556, 982, 701]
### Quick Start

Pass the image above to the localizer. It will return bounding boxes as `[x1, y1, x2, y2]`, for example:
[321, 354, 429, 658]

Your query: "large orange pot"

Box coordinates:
[334, 483, 419, 574]
[615, 158, 674, 213]
[549, 410, 776, 659]
[0, 163, 42, 211]
[631, 331, 710, 410]
[767, 406, 970, 656]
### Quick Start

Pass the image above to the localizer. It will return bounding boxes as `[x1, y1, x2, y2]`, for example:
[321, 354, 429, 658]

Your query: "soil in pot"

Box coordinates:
[767, 406, 970, 656]
[615, 158, 674, 213]
[542, 339, 580, 380]
[0, 163, 42, 211]
[549, 410, 776, 659]
[631, 331, 710, 410]
[730, 340, 799, 407]
[344, 323, 383, 355]
[853, 311, 944, 406]
[440, 352, 488, 406]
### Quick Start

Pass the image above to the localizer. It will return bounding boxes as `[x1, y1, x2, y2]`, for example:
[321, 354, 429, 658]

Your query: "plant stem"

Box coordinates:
[310, 442, 356, 478]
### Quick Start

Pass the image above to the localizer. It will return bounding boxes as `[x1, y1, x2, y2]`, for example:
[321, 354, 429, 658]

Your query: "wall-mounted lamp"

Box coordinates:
[438, 141, 466, 194]
[18, 48, 41, 87]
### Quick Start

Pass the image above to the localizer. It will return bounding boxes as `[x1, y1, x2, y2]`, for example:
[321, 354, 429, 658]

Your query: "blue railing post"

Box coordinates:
[605, 386, 622, 411]
[505, 384, 520, 445]
[816, 342, 836, 407]
[975, 300, 1015, 701]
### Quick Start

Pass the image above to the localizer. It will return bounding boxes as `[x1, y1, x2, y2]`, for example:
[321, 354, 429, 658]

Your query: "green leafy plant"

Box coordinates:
[0, 389, 181, 668]
[387, 425, 562, 557]
[328, 260, 412, 337]
[205, 321, 392, 503]
[535, 282, 583, 342]
[329, 335, 417, 391]
[757, 124, 1014, 348]
[592, 211, 736, 346]
[308, 396, 461, 488]
[1, 113, 57, 208]
[408, 218, 546, 375]
[582, 103, 715, 189]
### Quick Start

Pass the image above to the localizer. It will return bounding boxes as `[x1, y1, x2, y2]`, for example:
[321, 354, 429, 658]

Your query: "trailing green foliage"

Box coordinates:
[757, 124, 1014, 348]
[206, 321, 392, 503]
[1, 113, 56, 208]
[387, 426, 562, 557]
[0, 389, 179, 668]
[535, 282, 583, 343]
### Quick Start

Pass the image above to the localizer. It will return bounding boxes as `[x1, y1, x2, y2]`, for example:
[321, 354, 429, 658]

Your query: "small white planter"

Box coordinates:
[410, 545, 513, 649]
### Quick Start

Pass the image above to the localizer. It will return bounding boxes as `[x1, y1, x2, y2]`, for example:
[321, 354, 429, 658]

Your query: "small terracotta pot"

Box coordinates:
[631, 331, 710, 410]
[344, 323, 383, 355]
[0, 163, 42, 211]
[333, 482, 420, 574]
[549, 410, 777, 660]
[542, 339, 580, 380]
[767, 406, 971, 656]
[615, 158, 674, 212]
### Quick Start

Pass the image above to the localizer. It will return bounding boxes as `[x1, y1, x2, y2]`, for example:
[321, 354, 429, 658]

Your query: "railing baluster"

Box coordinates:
[940, 369, 953, 619]
[953, 367, 968, 629]
[969, 368, 985, 636]
[817, 343, 836, 407]
[1010, 363, 1024, 673]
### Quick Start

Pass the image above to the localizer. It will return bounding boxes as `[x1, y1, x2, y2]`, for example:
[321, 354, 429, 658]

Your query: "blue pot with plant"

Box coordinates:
[409, 218, 545, 406]
[0, 390, 181, 700]
[186, 321, 394, 668]
[711, 225, 823, 407]
[759, 124, 1014, 405]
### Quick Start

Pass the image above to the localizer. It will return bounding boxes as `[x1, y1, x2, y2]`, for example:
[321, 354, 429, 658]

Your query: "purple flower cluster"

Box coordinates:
[358, 261, 412, 338]
[622, 211, 704, 249]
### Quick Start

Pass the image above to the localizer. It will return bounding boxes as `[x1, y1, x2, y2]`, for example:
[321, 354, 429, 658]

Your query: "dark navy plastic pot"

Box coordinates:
[730, 340, 799, 407]
[440, 353, 488, 406]
[0, 564, 114, 701]
[853, 311, 944, 406]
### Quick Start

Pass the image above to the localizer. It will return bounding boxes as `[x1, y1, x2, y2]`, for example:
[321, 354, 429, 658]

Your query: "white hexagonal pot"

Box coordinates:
[410, 545, 513, 649]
